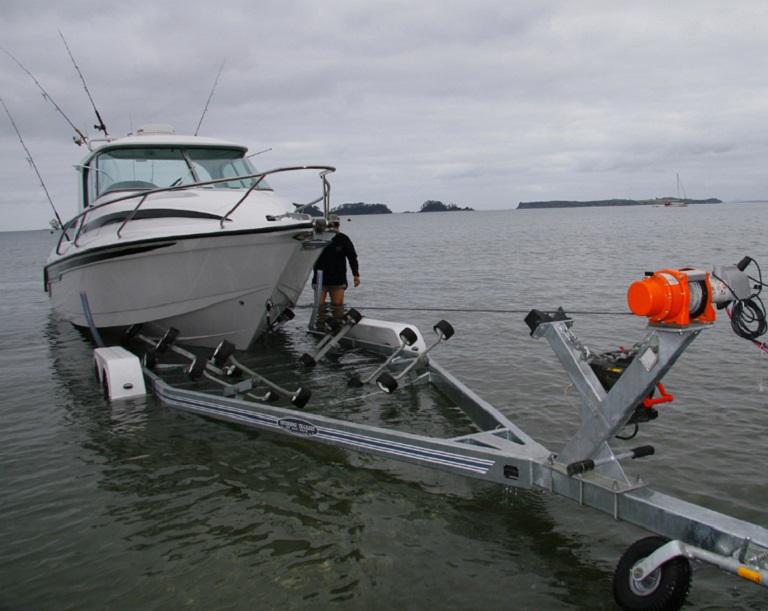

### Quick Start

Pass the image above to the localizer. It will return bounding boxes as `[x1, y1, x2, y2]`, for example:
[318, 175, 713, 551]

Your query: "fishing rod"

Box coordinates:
[195, 59, 225, 136]
[0, 45, 89, 147]
[1, 96, 68, 237]
[59, 30, 108, 137]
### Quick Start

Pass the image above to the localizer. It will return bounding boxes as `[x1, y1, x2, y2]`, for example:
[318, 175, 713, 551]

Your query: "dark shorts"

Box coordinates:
[313, 283, 347, 290]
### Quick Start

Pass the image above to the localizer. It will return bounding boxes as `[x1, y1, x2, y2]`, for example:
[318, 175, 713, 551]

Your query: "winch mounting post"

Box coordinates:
[527, 310, 705, 482]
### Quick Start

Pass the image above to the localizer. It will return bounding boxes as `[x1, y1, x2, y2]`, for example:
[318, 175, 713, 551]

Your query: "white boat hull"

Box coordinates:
[46, 226, 325, 348]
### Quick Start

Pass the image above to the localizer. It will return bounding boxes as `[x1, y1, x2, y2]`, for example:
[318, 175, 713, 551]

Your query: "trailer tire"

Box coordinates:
[433, 320, 454, 340]
[187, 356, 206, 381]
[399, 327, 418, 346]
[291, 387, 311, 409]
[376, 372, 398, 393]
[344, 308, 363, 325]
[613, 536, 691, 611]
[212, 340, 235, 367]
[142, 350, 157, 371]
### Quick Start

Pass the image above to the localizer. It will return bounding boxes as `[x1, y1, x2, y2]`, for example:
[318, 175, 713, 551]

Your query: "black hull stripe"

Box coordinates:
[45, 222, 314, 283]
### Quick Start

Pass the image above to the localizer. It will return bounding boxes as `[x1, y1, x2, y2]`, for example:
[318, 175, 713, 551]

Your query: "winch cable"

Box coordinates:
[297, 304, 633, 316]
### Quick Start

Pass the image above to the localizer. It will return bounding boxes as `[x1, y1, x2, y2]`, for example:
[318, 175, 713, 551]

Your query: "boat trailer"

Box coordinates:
[98, 260, 767, 610]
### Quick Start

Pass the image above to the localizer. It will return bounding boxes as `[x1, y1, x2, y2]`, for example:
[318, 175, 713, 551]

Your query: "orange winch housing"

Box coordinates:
[627, 269, 716, 326]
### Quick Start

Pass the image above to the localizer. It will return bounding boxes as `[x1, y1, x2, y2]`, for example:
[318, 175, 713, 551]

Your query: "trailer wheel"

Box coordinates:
[613, 536, 691, 611]
[299, 353, 316, 367]
[325, 317, 341, 333]
[121, 323, 143, 344]
[347, 376, 363, 388]
[101, 369, 109, 400]
[156, 327, 179, 353]
[187, 356, 206, 381]
[142, 350, 157, 371]
[291, 387, 311, 409]
[376, 372, 398, 393]
[212, 340, 235, 367]
[433, 320, 454, 340]
[399, 327, 418, 346]
[344, 308, 363, 325]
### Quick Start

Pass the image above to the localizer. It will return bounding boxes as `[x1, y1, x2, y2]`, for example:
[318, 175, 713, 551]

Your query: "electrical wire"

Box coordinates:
[723, 258, 768, 352]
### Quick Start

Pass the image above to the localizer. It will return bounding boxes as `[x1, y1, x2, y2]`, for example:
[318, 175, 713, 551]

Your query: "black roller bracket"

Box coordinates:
[524, 307, 570, 336]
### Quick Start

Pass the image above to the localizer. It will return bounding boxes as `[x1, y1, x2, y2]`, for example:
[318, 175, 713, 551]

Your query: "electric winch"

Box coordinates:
[589, 256, 766, 439]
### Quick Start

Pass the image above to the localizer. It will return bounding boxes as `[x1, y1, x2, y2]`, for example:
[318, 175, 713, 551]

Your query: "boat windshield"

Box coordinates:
[86, 146, 270, 204]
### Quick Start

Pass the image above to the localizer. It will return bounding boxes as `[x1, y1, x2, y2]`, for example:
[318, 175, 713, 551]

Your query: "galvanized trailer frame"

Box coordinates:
[136, 309, 768, 608]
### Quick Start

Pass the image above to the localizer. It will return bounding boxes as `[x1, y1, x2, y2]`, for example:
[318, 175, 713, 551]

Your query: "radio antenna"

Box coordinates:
[59, 30, 108, 136]
[195, 60, 225, 136]
[1, 96, 68, 235]
[0, 45, 89, 147]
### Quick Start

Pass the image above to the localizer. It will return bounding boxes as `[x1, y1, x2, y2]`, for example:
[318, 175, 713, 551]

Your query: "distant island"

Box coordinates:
[333, 202, 392, 215]
[417, 200, 474, 212]
[518, 197, 721, 209]
[303, 202, 390, 216]
[303, 200, 474, 216]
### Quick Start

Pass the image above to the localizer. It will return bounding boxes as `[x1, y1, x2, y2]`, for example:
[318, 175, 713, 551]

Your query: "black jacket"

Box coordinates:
[312, 232, 359, 287]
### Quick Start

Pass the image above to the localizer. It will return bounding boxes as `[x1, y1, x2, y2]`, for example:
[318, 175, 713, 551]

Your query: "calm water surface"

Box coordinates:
[1, 204, 767, 610]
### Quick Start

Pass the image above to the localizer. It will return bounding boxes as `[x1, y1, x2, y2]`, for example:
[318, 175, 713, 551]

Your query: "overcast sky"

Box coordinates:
[2, 0, 767, 230]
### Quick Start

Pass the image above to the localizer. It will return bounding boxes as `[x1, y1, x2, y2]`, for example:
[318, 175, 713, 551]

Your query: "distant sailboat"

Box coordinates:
[664, 173, 689, 207]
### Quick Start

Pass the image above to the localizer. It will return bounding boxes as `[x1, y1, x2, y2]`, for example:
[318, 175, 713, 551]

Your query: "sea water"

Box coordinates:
[1, 204, 766, 610]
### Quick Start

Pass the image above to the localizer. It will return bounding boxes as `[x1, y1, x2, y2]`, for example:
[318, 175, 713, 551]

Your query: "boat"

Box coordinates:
[44, 123, 336, 349]
[662, 173, 689, 207]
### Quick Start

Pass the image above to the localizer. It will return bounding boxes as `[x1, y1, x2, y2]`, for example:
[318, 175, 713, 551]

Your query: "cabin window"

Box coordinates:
[86, 146, 271, 205]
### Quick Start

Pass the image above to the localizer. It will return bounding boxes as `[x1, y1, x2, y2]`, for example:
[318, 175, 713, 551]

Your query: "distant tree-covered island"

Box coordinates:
[301, 200, 475, 215]
[302, 202, 392, 216]
[418, 200, 474, 212]
[518, 197, 722, 209]
[332, 202, 392, 215]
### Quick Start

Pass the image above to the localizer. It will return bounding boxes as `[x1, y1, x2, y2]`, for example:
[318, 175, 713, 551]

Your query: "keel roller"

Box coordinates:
[211, 340, 312, 409]
[375, 320, 454, 393]
[127, 327, 312, 408]
[348, 326, 419, 388]
[300, 308, 363, 367]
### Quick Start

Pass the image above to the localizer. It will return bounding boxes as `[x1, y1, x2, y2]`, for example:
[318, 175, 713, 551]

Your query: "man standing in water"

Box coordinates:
[312, 215, 360, 306]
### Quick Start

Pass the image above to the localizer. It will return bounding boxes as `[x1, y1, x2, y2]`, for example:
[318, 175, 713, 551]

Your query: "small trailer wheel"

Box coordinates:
[121, 323, 143, 344]
[265, 390, 280, 403]
[142, 350, 157, 371]
[291, 387, 311, 409]
[325, 317, 341, 333]
[211, 340, 236, 367]
[344, 308, 363, 325]
[433, 320, 454, 340]
[613, 536, 691, 611]
[347, 376, 363, 388]
[225, 366, 243, 379]
[156, 327, 180, 353]
[101, 369, 110, 400]
[399, 327, 419, 346]
[300, 353, 316, 368]
[376, 372, 398, 394]
[187, 356, 206, 381]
